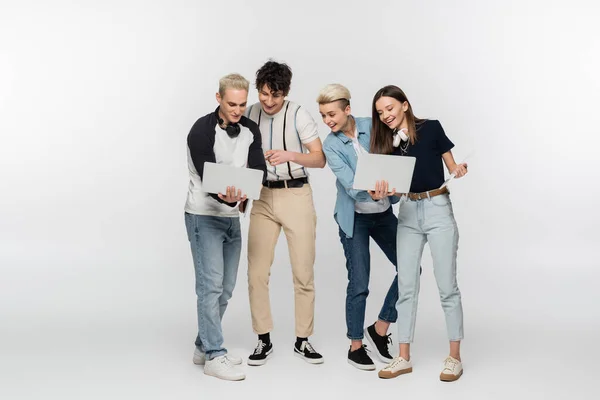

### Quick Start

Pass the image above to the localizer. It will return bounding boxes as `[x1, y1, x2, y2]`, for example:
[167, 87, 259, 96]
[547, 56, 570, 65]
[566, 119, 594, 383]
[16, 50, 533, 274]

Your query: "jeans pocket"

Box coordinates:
[431, 194, 450, 207]
[396, 196, 407, 210]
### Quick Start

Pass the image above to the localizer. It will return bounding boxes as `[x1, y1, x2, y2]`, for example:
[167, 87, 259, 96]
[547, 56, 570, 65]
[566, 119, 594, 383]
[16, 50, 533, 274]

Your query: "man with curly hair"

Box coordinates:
[244, 60, 326, 366]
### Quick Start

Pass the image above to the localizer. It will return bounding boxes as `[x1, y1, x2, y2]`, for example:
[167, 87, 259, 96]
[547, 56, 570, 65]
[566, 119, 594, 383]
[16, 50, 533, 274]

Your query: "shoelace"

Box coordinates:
[381, 334, 393, 357]
[384, 357, 406, 370]
[302, 341, 317, 353]
[353, 345, 371, 355]
[443, 357, 459, 372]
[359, 345, 372, 358]
[253, 340, 266, 355]
[217, 356, 233, 367]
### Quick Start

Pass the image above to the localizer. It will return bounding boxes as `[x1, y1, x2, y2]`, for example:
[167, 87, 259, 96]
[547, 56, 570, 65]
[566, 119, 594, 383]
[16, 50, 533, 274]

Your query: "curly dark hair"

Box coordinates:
[255, 60, 292, 95]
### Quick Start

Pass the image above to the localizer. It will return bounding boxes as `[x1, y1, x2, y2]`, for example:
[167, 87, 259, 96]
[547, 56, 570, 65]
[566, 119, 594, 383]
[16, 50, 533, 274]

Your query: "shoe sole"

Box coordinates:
[247, 348, 273, 366]
[378, 367, 413, 379]
[293, 350, 324, 364]
[348, 359, 376, 371]
[204, 370, 246, 381]
[364, 327, 394, 364]
[440, 369, 463, 382]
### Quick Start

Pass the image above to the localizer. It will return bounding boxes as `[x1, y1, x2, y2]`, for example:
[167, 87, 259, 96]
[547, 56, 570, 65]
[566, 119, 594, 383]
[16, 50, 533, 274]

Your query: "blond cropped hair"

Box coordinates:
[316, 83, 351, 109]
[219, 73, 250, 96]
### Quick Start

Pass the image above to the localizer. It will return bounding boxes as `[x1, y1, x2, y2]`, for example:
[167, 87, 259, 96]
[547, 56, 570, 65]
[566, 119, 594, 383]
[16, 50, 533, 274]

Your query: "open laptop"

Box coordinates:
[202, 162, 264, 200]
[353, 154, 416, 193]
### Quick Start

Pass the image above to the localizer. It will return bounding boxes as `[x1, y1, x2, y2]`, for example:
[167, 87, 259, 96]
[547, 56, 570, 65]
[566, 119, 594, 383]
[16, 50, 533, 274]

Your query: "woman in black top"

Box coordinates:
[370, 85, 468, 382]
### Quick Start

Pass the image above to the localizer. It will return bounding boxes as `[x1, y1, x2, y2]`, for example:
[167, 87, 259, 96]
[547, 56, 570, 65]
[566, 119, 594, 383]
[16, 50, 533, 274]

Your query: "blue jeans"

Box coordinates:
[338, 207, 399, 340]
[184, 213, 241, 360]
[395, 194, 464, 343]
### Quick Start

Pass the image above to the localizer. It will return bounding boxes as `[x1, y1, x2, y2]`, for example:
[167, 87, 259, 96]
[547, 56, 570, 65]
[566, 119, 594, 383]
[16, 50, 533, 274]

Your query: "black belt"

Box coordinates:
[263, 177, 308, 189]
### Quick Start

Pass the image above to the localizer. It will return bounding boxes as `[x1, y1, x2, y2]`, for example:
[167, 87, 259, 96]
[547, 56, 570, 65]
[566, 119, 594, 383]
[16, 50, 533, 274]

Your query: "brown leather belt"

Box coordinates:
[400, 186, 449, 201]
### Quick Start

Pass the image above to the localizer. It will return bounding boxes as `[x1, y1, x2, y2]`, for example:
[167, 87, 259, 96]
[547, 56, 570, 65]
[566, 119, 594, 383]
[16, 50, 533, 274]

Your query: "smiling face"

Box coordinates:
[319, 100, 351, 133]
[374, 96, 409, 131]
[258, 84, 285, 115]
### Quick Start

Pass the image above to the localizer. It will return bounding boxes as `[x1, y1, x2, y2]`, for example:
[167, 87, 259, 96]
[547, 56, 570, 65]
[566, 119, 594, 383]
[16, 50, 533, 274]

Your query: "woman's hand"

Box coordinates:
[452, 163, 468, 178]
[368, 180, 396, 200]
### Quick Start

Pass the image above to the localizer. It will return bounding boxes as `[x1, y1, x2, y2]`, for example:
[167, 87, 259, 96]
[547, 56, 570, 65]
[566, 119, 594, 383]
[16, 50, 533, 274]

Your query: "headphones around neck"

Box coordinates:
[217, 113, 241, 138]
[392, 128, 409, 147]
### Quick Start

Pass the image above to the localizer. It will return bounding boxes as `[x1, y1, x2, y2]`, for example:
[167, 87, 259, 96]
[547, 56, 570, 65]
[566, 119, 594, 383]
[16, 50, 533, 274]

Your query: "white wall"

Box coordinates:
[1, 0, 598, 398]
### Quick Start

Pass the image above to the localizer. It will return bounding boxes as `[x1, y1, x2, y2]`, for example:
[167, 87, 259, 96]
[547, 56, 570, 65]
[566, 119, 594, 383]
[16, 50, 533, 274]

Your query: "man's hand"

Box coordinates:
[368, 180, 396, 200]
[218, 186, 247, 204]
[265, 150, 295, 166]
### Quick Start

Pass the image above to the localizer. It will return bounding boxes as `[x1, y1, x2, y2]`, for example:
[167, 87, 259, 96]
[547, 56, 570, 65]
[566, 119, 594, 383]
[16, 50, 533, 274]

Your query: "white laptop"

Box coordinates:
[202, 162, 264, 200]
[353, 154, 416, 193]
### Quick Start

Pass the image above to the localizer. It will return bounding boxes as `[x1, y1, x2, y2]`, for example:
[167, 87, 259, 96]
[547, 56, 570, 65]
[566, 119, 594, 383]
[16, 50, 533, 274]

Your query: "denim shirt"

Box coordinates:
[322, 116, 398, 238]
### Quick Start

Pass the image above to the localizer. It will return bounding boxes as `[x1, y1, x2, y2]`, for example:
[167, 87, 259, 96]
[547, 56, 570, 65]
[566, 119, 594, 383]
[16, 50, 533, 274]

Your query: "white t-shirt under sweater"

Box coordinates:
[185, 109, 265, 217]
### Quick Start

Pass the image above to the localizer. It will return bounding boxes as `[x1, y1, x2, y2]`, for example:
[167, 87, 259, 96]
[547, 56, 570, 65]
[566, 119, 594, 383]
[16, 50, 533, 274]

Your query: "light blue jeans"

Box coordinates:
[395, 193, 463, 343]
[184, 213, 241, 360]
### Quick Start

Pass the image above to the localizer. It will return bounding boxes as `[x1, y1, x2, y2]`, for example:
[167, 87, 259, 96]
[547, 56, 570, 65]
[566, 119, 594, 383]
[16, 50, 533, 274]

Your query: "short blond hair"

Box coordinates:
[219, 73, 249, 96]
[316, 83, 351, 109]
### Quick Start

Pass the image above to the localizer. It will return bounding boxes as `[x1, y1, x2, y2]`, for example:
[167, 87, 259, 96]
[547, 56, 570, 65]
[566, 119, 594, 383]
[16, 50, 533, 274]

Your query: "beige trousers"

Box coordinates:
[247, 184, 317, 337]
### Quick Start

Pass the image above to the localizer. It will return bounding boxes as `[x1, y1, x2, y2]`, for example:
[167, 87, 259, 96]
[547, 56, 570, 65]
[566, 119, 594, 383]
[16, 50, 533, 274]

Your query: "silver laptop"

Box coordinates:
[202, 162, 264, 200]
[353, 154, 416, 193]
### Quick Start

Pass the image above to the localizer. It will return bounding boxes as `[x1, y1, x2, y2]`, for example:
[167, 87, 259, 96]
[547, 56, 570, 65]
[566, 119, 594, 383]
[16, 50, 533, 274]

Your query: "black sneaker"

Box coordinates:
[348, 345, 376, 371]
[365, 324, 394, 363]
[247, 340, 273, 366]
[293, 340, 324, 364]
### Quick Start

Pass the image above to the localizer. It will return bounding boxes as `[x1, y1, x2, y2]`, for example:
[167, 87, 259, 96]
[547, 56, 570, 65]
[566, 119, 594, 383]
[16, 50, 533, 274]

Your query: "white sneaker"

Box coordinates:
[204, 355, 246, 381]
[193, 348, 243, 366]
[440, 356, 463, 382]
[378, 356, 413, 379]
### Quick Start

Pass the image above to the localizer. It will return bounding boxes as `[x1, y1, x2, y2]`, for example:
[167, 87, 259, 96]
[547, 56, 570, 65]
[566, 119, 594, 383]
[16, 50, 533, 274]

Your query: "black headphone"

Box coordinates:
[217, 113, 241, 138]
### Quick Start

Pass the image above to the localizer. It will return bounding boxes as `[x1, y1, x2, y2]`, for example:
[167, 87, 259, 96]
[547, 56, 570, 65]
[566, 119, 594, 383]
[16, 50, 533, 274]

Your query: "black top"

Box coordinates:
[392, 119, 454, 193]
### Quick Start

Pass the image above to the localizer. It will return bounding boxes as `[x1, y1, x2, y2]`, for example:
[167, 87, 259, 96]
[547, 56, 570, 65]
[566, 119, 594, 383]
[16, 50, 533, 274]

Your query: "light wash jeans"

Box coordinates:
[395, 193, 463, 343]
[184, 212, 241, 360]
